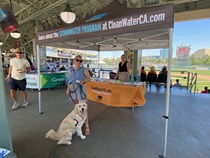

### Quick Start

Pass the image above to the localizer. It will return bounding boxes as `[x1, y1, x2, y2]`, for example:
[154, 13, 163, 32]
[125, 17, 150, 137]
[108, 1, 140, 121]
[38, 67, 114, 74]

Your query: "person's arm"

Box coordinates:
[17, 66, 31, 73]
[66, 83, 71, 96]
[17, 60, 31, 73]
[5, 65, 12, 81]
[26, 66, 31, 72]
[79, 68, 91, 85]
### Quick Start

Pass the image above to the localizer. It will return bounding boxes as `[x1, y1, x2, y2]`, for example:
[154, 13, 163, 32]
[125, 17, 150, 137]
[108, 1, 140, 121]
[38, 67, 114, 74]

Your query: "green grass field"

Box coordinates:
[171, 68, 210, 92]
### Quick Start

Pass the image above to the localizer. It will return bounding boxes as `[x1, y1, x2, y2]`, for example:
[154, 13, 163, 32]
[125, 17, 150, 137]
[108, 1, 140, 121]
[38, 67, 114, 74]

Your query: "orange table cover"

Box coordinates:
[86, 81, 146, 107]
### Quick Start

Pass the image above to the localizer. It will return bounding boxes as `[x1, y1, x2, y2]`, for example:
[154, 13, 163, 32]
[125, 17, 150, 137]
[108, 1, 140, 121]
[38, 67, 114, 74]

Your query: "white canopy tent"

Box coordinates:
[36, 1, 174, 157]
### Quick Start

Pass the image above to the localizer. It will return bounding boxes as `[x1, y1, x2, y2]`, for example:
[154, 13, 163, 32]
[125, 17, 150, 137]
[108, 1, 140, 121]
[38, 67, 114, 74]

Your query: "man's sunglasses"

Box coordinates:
[16, 52, 23, 54]
[75, 59, 83, 63]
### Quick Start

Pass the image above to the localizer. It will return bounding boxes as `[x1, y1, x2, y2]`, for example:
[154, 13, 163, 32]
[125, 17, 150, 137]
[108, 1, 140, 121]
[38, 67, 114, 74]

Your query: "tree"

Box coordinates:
[189, 54, 210, 66]
[103, 57, 121, 67]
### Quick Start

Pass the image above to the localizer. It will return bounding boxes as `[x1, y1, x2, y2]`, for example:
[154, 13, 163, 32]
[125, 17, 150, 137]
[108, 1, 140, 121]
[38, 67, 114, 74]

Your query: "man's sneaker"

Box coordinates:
[22, 101, 29, 107]
[12, 102, 20, 110]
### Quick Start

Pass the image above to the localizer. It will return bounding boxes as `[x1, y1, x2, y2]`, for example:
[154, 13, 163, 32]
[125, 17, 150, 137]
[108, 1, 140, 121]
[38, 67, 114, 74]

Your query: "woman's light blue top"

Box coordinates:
[68, 67, 86, 84]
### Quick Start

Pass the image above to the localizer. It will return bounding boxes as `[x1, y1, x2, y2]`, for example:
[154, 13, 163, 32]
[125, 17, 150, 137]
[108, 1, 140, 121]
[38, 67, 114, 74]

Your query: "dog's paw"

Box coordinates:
[80, 135, 86, 139]
[67, 141, 72, 145]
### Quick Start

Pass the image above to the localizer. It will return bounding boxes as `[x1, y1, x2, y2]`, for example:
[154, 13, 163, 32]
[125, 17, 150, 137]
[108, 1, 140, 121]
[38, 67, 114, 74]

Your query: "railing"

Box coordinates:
[188, 73, 197, 93]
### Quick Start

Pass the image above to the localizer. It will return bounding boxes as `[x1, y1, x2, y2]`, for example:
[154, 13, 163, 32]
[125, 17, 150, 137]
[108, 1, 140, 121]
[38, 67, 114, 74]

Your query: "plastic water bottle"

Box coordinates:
[136, 74, 141, 82]
[7, 80, 10, 85]
[131, 75, 134, 84]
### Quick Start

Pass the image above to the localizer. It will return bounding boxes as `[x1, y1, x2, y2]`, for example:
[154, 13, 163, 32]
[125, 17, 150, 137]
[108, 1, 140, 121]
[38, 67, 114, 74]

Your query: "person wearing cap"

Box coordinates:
[148, 66, 157, 74]
[5, 48, 31, 110]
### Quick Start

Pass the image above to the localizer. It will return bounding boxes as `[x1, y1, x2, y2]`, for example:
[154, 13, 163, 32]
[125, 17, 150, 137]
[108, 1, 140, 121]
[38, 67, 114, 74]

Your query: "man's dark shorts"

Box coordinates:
[10, 78, 27, 91]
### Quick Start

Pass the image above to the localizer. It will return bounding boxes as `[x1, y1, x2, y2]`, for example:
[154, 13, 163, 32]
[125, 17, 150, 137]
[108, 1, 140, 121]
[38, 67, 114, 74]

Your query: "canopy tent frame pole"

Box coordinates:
[160, 28, 173, 158]
[142, 32, 168, 40]
[97, 45, 100, 77]
[37, 45, 42, 114]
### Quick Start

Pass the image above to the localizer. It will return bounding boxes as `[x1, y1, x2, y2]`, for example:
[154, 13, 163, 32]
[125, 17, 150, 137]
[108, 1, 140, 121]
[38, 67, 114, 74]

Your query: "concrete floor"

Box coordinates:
[4, 84, 210, 158]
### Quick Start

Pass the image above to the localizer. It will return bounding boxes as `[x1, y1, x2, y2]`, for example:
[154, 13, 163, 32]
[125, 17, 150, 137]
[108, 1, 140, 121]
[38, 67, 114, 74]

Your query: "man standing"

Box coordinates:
[5, 48, 31, 110]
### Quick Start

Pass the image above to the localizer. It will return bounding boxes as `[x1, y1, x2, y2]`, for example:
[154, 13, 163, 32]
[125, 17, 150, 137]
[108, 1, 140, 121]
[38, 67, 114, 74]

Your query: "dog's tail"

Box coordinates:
[45, 129, 59, 140]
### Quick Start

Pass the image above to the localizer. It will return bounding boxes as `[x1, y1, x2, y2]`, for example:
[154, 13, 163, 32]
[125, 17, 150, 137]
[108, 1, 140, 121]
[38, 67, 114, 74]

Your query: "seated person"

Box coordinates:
[87, 64, 93, 77]
[173, 79, 182, 88]
[159, 66, 167, 74]
[46, 60, 55, 72]
[148, 66, 157, 75]
[201, 86, 208, 93]
[55, 63, 60, 72]
[140, 66, 146, 74]
[59, 64, 66, 71]
[69, 62, 74, 69]
[91, 68, 97, 77]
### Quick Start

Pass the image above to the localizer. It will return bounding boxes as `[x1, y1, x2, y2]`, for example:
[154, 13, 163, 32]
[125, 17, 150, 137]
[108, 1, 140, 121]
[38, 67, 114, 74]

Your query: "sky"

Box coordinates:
[98, 18, 210, 58]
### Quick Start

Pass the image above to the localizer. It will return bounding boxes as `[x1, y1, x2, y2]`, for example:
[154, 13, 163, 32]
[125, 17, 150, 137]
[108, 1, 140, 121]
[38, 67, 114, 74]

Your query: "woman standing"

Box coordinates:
[114, 54, 130, 82]
[66, 55, 91, 135]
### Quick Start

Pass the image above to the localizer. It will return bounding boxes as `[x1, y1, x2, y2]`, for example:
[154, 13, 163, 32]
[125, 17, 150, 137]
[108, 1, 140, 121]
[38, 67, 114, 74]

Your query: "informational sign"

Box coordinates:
[36, 2, 174, 45]
[176, 46, 190, 60]
[86, 81, 146, 107]
[41, 73, 66, 88]
[57, 49, 73, 58]
[46, 46, 56, 57]
[178, 48, 188, 53]
[26, 73, 39, 89]
[26, 72, 69, 89]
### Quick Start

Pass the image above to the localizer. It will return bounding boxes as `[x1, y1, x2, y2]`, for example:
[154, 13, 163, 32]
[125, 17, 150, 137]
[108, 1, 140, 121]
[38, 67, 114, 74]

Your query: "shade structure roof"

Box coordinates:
[36, 0, 174, 51]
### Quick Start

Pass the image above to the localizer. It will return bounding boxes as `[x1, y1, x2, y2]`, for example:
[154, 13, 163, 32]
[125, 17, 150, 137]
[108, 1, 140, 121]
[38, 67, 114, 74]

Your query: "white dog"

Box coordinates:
[45, 101, 88, 145]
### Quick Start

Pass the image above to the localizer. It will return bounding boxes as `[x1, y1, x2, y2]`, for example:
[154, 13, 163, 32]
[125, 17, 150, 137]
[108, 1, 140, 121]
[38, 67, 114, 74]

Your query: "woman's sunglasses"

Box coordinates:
[75, 59, 83, 63]
[16, 52, 23, 54]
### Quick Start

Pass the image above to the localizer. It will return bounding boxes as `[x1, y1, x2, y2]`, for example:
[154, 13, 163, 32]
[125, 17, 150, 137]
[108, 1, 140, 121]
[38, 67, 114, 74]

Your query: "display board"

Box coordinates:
[26, 71, 69, 89]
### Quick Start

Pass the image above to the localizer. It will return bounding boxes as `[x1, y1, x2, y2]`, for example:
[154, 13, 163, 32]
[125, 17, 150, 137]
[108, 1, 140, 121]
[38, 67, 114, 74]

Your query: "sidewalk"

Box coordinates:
[4, 84, 210, 158]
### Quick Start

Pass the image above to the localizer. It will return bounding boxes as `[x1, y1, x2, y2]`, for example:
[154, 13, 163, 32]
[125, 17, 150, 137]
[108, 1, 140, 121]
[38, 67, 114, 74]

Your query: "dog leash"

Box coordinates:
[68, 84, 86, 104]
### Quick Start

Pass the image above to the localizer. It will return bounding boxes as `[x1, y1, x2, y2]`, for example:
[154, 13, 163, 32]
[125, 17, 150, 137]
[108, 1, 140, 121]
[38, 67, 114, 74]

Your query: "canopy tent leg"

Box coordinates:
[160, 28, 173, 158]
[97, 45, 100, 78]
[37, 45, 43, 114]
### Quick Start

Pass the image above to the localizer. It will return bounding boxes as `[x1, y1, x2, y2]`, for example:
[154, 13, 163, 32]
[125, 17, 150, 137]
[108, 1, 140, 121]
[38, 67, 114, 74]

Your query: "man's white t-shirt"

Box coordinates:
[10, 58, 30, 80]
